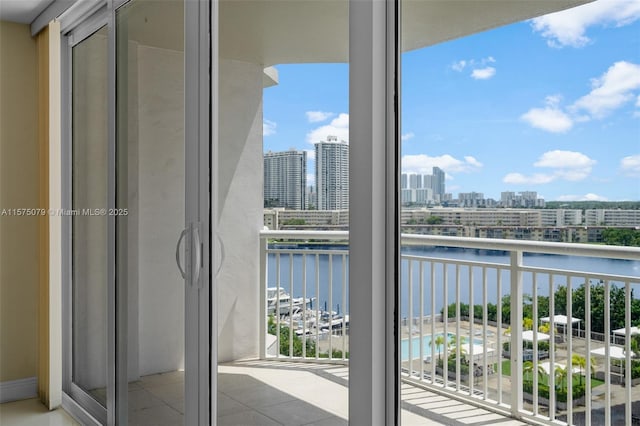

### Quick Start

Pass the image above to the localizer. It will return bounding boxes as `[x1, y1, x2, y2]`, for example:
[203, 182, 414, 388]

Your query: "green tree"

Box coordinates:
[434, 334, 446, 362]
[426, 215, 444, 225]
[601, 228, 640, 247]
[571, 354, 596, 385]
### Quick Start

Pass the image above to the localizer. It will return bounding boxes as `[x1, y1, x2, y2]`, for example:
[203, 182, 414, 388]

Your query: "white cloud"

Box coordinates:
[306, 113, 349, 143]
[402, 154, 483, 175]
[534, 150, 596, 181]
[401, 132, 415, 141]
[452, 57, 496, 78]
[306, 111, 335, 123]
[572, 61, 640, 118]
[504, 150, 596, 185]
[531, 0, 640, 48]
[556, 193, 609, 202]
[451, 60, 467, 72]
[534, 150, 596, 169]
[471, 67, 496, 80]
[521, 104, 573, 133]
[522, 62, 640, 132]
[620, 154, 640, 177]
[263, 119, 277, 136]
[464, 156, 483, 168]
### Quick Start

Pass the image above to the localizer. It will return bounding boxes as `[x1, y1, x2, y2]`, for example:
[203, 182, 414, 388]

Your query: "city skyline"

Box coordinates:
[263, 0, 640, 202]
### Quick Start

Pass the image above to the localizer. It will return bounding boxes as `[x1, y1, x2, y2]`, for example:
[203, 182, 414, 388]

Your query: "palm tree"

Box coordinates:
[571, 354, 597, 385]
[448, 335, 468, 358]
[434, 334, 446, 362]
[554, 365, 569, 392]
[523, 361, 546, 382]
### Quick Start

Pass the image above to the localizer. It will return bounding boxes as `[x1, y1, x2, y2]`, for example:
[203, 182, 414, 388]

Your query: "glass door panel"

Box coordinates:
[217, 1, 349, 423]
[71, 25, 109, 410]
[116, 0, 186, 424]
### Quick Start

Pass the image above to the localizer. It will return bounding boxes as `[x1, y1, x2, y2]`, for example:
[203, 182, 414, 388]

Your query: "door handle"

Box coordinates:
[193, 224, 201, 286]
[175, 228, 188, 280]
[216, 234, 225, 277]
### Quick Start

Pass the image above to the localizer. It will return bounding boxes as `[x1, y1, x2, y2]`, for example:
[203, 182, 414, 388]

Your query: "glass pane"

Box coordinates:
[400, 1, 640, 425]
[116, 0, 185, 424]
[72, 26, 109, 406]
[218, 1, 349, 423]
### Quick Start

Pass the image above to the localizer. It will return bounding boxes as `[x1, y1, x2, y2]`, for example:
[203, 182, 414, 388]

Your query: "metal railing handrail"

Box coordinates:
[260, 230, 640, 261]
[259, 229, 640, 426]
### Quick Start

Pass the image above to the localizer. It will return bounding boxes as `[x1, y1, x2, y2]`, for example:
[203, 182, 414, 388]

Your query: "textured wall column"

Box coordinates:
[217, 59, 264, 361]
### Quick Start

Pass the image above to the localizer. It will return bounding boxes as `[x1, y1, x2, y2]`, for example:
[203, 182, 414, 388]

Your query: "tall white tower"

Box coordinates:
[315, 136, 349, 210]
[263, 149, 307, 209]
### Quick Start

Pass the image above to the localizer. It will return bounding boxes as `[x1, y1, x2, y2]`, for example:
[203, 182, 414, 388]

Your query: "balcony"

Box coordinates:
[259, 230, 640, 426]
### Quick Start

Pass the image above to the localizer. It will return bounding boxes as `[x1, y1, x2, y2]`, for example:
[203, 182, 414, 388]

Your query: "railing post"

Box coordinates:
[510, 251, 523, 416]
[259, 234, 267, 359]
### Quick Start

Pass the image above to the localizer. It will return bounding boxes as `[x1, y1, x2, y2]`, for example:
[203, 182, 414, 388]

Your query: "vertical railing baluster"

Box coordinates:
[549, 274, 555, 420]
[497, 267, 503, 405]
[509, 251, 523, 418]
[604, 279, 611, 426]
[455, 265, 461, 391]
[276, 252, 281, 359]
[289, 253, 294, 359]
[625, 279, 632, 425]
[315, 254, 320, 360]
[469, 266, 474, 397]
[566, 274, 573, 424]
[482, 266, 488, 400]
[420, 261, 425, 382]
[302, 253, 307, 359]
[585, 275, 591, 426]
[408, 259, 414, 377]
[342, 253, 347, 361]
[532, 272, 538, 417]
[430, 261, 436, 384]
[328, 254, 333, 359]
[443, 263, 448, 389]
[260, 236, 267, 359]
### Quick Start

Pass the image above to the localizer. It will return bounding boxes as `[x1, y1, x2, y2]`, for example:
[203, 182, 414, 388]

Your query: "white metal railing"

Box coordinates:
[259, 230, 640, 425]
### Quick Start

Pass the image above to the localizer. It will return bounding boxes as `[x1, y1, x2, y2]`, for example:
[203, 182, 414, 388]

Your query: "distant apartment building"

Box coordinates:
[432, 167, 445, 201]
[315, 136, 349, 210]
[264, 149, 307, 209]
[500, 191, 545, 208]
[400, 167, 445, 205]
[540, 209, 582, 226]
[585, 209, 640, 226]
[401, 208, 543, 227]
[458, 192, 485, 208]
[264, 208, 349, 230]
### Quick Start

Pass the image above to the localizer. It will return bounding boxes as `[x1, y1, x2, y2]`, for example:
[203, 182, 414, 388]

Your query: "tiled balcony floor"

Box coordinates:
[1, 362, 528, 425]
[223, 360, 528, 426]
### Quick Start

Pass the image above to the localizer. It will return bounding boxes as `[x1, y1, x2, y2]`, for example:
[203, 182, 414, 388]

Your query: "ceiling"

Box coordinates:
[0, 0, 55, 23]
[1, 0, 593, 66]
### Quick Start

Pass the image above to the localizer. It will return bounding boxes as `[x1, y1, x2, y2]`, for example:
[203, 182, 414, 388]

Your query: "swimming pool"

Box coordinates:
[400, 333, 483, 361]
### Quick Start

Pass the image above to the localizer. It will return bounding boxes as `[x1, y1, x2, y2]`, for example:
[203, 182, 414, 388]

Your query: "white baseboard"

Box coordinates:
[0, 377, 38, 403]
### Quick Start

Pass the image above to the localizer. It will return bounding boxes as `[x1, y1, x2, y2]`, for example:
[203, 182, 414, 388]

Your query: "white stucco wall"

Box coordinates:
[137, 44, 185, 375]
[217, 59, 264, 362]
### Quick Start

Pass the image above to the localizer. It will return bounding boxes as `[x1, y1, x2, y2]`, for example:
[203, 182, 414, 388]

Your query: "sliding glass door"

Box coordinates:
[69, 23, 109, 424]
[64, 1, 210, 424]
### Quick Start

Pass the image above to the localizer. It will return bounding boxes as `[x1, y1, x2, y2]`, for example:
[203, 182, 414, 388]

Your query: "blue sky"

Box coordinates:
[263, 0, 640, 201]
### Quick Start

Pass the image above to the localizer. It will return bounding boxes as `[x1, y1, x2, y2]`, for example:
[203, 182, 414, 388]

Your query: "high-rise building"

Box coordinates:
[263, 149, 307, 209]
[432, 167, 445, 200]
[315, 136, 349, 210]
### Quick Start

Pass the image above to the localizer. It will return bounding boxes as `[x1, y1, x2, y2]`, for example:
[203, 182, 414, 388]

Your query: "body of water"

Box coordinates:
[266, 246, 640, 317]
